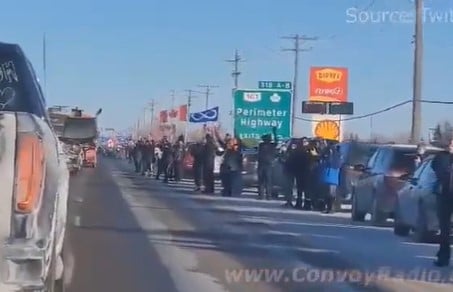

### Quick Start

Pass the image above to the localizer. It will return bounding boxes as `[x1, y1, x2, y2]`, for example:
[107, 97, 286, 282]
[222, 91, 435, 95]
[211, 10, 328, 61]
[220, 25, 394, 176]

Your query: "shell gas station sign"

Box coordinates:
[311, 115, 343, 141]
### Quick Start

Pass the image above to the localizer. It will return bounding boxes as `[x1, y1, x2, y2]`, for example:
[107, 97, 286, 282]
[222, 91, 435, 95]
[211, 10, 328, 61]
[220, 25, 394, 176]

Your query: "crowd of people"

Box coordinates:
[103, 131, 453, 267]
[115, 126, 346, 214]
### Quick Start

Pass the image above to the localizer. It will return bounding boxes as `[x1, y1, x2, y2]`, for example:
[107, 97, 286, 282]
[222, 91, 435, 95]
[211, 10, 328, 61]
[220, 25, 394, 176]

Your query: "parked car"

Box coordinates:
[337, 142, 379, 203]
[0, 42, 68, 291]
[351, 144, 442, 225]
[394, 155, 452, 242]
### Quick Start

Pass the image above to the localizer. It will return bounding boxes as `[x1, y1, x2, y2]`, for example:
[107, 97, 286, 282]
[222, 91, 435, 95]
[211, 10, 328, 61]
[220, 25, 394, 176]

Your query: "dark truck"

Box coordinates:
[59, 108, 101, 173]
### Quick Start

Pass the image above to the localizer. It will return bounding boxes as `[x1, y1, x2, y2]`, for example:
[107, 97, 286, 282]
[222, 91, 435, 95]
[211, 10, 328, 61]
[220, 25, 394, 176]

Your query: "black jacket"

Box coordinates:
[258, 142, 276, 166]
[190, 143, 204, 165]
[203, 137, 217, 165]
[431, 151, 453, 196]
[173, 144, 184, 161]
[218, 137, 243, 172]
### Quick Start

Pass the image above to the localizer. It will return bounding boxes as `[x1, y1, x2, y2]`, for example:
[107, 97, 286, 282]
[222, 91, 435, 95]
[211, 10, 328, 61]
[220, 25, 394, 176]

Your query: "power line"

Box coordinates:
[295, 99, 453, 122]
[281, 34, 318, 134]
[225, 49, 245, 89]
[420, 100, 453, 105]
[198, 85, 219, 109]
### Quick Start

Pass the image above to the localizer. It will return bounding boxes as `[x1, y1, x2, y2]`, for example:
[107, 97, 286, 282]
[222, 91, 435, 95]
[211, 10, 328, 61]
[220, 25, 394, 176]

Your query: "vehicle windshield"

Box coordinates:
[340, 143, 377, 166]
[53, 125, 64, 136]
[391, 150, 419, 174]
[61, 118, 97, 140]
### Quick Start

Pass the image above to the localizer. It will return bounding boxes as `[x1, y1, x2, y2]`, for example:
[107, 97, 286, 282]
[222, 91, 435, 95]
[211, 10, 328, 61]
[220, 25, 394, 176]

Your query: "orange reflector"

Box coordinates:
[15, 133, 45, 213]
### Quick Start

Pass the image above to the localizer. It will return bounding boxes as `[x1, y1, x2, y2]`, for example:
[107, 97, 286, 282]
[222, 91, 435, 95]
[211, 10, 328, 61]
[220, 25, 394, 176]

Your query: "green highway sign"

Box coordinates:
[234, 89, 292, 140]
[258, 81, 292, 90]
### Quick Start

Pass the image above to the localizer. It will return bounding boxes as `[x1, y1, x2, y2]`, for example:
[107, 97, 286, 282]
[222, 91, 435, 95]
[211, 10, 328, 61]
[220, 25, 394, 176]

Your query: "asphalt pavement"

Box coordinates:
[62, 157, 453, 292]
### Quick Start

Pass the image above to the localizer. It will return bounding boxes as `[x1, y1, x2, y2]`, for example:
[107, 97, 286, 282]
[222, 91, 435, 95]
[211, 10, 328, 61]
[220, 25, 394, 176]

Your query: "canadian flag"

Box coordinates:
[169, 109, 178, 119]
[168, 105, 188, 121]
[179, 105, 187, 121]
[159, 110, 168, 123]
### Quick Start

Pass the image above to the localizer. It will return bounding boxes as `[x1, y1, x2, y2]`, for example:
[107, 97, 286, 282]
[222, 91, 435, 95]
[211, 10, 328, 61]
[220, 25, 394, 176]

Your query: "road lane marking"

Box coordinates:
[111, 172, 230, 292]
[266, 230, 344, 240]
[73, 215, 81, 227]
[111, 160, 453, 291]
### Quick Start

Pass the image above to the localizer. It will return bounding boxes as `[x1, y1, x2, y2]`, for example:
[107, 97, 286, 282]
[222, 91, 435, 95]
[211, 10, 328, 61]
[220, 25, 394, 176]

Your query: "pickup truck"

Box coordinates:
[0, 42, 68, 292]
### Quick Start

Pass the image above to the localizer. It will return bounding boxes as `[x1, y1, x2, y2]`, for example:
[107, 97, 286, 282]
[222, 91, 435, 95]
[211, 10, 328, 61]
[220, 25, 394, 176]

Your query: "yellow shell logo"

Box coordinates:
[314, 120, 340, 140]
[316, 69, 342, 83]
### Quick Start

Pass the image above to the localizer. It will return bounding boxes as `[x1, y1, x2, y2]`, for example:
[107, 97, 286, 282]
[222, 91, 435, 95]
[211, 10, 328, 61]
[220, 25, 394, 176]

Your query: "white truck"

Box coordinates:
[0, 43, 69, 291]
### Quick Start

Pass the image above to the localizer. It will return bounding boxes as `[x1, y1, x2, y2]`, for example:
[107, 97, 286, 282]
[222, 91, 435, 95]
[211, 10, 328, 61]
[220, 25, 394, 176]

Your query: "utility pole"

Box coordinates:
[410, 0, 424, 143]
[170, 89, 176, 109]
[142, 107, 147, 135]
[184, 90, 198, 115]
[149, 99, 155, 135]
[225, 49, 245, 89]
[198, 85, 219, 109]
[282, 34, 318, 135]
[184, 90, 198, 141]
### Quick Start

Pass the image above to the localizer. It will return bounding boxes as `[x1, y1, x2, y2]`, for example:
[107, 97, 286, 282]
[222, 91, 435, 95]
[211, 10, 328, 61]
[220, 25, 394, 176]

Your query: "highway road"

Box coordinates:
[62, 157, 453, 292]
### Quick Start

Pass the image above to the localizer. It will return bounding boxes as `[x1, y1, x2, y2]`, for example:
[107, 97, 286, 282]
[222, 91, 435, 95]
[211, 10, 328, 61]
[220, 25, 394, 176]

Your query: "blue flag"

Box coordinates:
[189, 106, 219, 123]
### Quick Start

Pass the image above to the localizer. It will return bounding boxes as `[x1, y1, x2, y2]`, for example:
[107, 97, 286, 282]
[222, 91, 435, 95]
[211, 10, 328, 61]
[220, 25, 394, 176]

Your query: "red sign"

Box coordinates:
[309, 67, 348, 103]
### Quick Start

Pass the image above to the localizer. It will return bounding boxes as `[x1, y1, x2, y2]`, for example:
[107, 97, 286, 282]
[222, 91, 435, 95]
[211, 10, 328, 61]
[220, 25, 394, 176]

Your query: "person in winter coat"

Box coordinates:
[431, 138, 453, 267]
[320, 143, 342, 213]
[282, 138, 312, 209]
[257, 127, 278, 200]
[190, 141, 204, 192]
[134, 139, 144, 173]
[202, 133, 217, 194]
[215, 128, 243, 197]
[173, 136, 185, 181]
[140, 139, 152, 176]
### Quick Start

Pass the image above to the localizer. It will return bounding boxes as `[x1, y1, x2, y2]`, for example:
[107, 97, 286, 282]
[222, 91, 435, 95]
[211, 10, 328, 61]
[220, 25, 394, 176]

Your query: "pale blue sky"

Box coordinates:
[1, 0, 453, 139]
